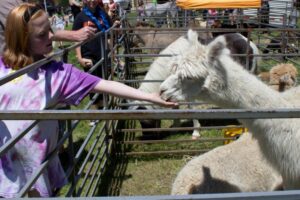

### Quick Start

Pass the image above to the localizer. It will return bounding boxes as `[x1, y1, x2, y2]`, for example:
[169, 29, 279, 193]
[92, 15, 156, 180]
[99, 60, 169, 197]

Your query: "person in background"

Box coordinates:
[207, 8, 218, 26]
[102, 0, 110, 12]
[51, 14, 66, 31]
[222, 9, 234, 24]
[73, 0, 113, 70]
[108, 0, 117, 14]
[137, 0, 145, 21]
[73, 0, 117, 123]
[107, 0, 119, 22]
[0, 3, 177, 198]
[69, 0, 82, 19]
[260, 0, 270, 26]
[0, 0, 96, 56]
[51, 14, 66, 48]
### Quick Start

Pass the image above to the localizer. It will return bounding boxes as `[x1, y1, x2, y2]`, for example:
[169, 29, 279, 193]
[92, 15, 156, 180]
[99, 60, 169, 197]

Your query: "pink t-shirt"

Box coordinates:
[0, 58, 100, 197]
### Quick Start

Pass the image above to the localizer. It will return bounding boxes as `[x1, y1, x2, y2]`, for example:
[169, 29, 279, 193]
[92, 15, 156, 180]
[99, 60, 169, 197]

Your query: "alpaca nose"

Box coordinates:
[279, 74, 290, 83]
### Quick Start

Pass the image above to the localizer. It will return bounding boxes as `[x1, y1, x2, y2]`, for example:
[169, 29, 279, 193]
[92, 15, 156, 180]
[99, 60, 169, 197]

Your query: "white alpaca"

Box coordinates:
[160, 29, 300, 189]
[171, 133, 283, 194]
[172, 85, 300, 195]
[133, 32, 259, 139]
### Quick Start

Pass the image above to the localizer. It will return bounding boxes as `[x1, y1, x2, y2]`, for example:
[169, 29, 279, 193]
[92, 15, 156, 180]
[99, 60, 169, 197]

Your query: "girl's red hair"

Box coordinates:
[3, 3, 44, 70]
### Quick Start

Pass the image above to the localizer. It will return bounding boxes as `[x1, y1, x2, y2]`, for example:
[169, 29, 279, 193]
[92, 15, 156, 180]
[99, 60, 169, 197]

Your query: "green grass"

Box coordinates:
[103, 119, 226, 196]
[119, 158, 186, 195]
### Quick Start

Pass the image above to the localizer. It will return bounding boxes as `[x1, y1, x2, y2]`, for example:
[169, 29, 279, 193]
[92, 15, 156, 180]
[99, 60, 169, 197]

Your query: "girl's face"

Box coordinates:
[28, 12, 54, 58]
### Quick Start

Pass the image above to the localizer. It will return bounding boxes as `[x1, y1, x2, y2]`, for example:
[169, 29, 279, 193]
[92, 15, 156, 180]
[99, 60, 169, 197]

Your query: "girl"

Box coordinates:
[0, 3, 176, 197]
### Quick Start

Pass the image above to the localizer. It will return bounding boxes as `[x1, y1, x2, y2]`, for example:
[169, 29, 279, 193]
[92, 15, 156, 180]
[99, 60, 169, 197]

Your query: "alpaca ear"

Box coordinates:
[187, 29, 199, 44]
[187, 29, 205, 47]
[207, 42, 226, 63]
[187, 29, 206, 55]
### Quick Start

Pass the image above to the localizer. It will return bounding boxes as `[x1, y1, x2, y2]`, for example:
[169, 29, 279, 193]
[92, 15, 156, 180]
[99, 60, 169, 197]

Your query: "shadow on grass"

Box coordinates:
[98, 155, 131, 196]
[96, 119, 134, 196]
[58, 138, 87, 172]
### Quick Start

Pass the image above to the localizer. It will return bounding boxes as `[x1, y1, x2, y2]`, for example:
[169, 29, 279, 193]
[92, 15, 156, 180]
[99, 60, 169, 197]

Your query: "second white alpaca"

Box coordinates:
[171, 133, 283, 194]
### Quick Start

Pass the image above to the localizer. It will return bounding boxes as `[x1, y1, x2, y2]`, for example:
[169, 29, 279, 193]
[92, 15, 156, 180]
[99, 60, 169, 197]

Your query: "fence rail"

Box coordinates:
[0, 109, 300, 120]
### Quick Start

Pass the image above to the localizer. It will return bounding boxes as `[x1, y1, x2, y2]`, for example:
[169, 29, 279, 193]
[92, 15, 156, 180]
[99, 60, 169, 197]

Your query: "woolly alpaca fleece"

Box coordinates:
[171, 133, 282, 194]
[160, 29, 300, 189]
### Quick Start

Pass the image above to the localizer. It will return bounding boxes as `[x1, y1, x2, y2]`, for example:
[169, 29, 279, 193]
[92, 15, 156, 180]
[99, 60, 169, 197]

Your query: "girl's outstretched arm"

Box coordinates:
[92, 79, 178, 107]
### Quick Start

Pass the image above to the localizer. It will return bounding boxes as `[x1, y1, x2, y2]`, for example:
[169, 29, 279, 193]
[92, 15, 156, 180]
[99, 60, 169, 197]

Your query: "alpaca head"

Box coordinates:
[159, 29, 228, 102]
[269, 63, 298, 87]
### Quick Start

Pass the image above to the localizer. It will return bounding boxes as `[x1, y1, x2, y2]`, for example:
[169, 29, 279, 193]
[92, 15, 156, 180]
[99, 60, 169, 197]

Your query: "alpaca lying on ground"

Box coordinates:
[159, 29, 300, 189]
[132, 31, 260, 139]
[171, 133, 283, 194]
[258, 63, 298, 92]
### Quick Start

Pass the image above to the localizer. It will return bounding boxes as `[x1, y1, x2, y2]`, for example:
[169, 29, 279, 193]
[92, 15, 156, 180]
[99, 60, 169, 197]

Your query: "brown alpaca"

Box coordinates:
[259, 63, 298, 92]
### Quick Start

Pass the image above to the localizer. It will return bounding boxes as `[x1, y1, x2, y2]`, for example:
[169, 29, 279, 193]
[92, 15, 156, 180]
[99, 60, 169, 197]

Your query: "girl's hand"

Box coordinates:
[149, 93, 178, 107]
